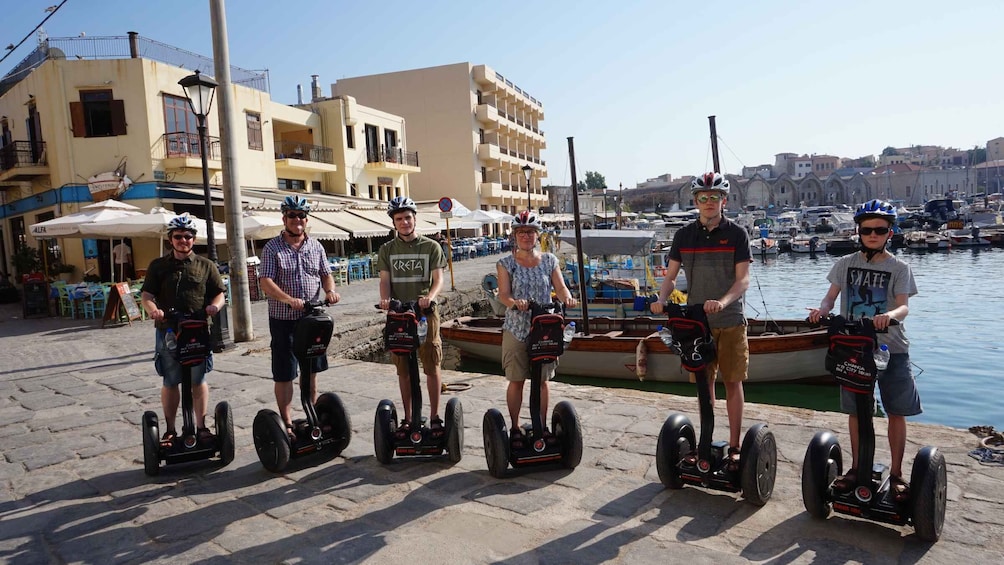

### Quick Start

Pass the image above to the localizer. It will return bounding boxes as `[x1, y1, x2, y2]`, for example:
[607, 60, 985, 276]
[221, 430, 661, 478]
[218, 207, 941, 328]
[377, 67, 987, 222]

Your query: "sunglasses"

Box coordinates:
[859, 226, 890, 236]
[515, 230, 537, 237]
[285, 212, 308, 220]
[696, 194, 722, 203]
[172, 233, 194, 241]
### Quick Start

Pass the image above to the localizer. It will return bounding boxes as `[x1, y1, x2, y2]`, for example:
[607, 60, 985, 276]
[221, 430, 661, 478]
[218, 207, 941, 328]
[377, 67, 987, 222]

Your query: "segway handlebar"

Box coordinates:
[508, 298, 566, 315]
[375, 299, 434, 315]
[808, 314, 899, 332]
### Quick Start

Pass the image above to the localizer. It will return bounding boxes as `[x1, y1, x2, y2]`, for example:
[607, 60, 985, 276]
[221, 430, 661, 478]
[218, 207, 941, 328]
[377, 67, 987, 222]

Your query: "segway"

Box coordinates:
[482, 299, 583, 478]
[801, 315, 946, 542]
[373, 299, 463, 463]
[142, 310, 235, 476]
[654, 303, 776, 505]
[252, 298, 351, 472]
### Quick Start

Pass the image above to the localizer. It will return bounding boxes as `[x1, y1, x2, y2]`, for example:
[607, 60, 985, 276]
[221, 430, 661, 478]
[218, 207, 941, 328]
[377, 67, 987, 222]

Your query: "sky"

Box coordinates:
[2, 0, 1002, 190]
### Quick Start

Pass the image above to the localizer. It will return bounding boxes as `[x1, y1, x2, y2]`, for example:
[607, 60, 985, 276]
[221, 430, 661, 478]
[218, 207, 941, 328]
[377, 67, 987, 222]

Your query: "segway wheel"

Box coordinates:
[445, 397, 464, 463]
[656, 413, 695, 489]
[739, 423, 777, 506]
[253, 409, 290, 472]
[142, 411, 161, 476]
[215, 401, 235, 466]
[552, 401, 582, 469]
[482, 408, 509, 479]
[374, 399, 397, 464]
[801, 431, 842, 519]
[911, 446, 947, 542]
[316, 392, 352, 456]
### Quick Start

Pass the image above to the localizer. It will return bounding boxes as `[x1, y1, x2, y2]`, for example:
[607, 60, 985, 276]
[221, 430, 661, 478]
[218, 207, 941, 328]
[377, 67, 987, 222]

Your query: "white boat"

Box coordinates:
[943, 228, 991, 247]
[750, 237, 780, 256]
[790, 235, 826, 253]
[441, 316, 831, 384]
[904, 231, 950, 250]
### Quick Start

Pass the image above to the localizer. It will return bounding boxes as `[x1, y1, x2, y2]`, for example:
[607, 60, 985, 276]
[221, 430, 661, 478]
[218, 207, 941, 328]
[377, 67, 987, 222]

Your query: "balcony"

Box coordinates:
[477, 143, 500, 163]
[0, 140, 48, 181]
[275, 140, 338, 173]
[475, 103, 499, 124]
[364, 145, 420, 173]
[480, 181, 502, 199]
[472, 65, 497, 87]
[160, 132, 222, 171]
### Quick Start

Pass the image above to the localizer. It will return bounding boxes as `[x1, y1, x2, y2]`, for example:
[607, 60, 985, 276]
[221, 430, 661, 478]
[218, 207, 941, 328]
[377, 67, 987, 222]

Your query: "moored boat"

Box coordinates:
[790, 235, 826, 253]
[441, 315, 831, 384]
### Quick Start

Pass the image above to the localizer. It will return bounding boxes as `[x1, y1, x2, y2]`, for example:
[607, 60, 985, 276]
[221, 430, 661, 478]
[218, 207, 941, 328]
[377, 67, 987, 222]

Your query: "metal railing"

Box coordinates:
[366, 145, 419, 167]
[0, 140, 46, 171]
[274, 140, 334, 164]
[1, 35, 269, 97]
[162, 132, 221, 160]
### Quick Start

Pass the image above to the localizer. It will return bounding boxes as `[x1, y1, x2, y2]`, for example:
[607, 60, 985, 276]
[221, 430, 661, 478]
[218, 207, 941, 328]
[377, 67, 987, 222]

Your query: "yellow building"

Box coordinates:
[0, 34, 420, 282]
[332, 63, 548, 218]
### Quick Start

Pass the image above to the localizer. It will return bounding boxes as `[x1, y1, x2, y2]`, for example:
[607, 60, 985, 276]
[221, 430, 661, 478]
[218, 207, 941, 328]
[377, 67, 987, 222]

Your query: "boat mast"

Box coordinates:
[567, 137, 591, 335]
[708, 115, 721, 172]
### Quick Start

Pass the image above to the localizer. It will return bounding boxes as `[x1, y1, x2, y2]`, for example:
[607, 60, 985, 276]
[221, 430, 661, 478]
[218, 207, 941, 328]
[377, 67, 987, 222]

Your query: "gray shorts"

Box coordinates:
[154, 329, 212, 388]
[840, 352, 922, 416]
[502, 330, 557, 382]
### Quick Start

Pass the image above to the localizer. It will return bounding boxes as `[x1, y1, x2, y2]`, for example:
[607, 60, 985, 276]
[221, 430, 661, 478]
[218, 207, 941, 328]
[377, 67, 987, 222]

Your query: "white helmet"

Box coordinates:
[691, 172, 730, 195]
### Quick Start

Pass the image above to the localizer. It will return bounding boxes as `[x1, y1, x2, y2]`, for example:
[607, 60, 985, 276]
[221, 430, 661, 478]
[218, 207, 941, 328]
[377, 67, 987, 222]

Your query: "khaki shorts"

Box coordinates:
[391, 307, 443, 374]
[689, 324, 749, 384]
[502, 330, 557, 382]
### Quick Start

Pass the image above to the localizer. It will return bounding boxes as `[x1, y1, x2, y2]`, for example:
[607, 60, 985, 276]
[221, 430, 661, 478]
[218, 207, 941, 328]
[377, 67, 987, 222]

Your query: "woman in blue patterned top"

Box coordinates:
[496, 210, 577, 441]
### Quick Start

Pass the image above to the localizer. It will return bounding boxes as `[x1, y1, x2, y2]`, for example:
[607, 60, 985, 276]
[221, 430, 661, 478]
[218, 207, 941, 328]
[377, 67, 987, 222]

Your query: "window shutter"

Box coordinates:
[69, 102, 86, 137]
[110, 100, 127, 136]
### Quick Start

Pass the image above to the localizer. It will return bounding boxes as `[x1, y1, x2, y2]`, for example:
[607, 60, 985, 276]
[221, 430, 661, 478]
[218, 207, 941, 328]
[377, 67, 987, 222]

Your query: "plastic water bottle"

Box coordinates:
[417, 317, 428, 344]
[874, 344, 890, 371]
[656, 325, 674, 346]
[563, 322, 576, 343]
[165, 328, 178, 353]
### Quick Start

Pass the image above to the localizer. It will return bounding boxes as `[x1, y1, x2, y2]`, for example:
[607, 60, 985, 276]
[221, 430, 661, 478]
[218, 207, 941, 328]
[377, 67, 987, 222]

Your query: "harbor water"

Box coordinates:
[439, 246, 1004, 432]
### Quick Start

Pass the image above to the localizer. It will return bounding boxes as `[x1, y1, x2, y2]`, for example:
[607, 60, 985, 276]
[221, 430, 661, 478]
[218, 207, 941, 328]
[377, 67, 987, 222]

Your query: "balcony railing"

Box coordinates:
[0, 140, 46, 171]
[366, 145, 419, 167]
[274, 140, 334, 164]
[163, 132, 221, 160]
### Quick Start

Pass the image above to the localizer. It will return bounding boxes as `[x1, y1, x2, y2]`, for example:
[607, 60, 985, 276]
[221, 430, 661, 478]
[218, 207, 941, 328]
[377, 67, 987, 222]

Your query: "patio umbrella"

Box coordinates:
[79, 208, 227, 245]
[242, 210, 285, 240]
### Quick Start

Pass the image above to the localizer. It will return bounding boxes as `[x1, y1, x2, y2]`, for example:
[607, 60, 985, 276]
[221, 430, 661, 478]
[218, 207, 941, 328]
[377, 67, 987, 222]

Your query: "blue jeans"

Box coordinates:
[153, 329, 212, 387]
[840, 352, 922, 416]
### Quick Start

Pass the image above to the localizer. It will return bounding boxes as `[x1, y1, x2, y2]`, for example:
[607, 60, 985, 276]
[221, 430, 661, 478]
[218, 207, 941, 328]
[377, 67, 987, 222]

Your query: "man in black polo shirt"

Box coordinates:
[652, 172, 751, 470]
[140, 214, 226, 446]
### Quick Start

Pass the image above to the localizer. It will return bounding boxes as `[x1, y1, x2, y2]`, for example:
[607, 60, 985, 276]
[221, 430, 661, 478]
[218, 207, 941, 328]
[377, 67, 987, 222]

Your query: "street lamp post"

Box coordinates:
[602, 186, 608, 226]
[179, 70, 219, 262]
[522, 164, 533, 212]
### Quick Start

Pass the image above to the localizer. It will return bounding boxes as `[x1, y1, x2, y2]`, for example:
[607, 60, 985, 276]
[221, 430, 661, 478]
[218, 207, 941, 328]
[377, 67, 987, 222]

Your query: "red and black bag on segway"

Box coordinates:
[823, 315, 878, 394]
[384, 303, 420, 355]
[176, 317, 211, 366]
[526, 302, 566, 363]
[664, 303, 716, 372]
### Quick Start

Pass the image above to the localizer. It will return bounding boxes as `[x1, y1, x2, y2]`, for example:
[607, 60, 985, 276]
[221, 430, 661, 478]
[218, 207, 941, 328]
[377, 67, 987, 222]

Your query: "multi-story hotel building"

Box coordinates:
[332, 62, 548, 218]
[0, 34, 422, 281]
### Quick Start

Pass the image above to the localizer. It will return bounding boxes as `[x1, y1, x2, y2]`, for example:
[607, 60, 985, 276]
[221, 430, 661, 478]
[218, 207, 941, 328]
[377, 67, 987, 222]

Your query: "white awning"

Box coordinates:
[159, 186, 250, 204]
[310, 210, 388, 238]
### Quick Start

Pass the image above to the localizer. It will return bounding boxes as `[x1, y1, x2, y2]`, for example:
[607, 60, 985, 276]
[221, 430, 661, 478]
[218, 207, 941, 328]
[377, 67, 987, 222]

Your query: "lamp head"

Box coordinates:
[178, 70, 218, 117]
[521, 164, 532, 183]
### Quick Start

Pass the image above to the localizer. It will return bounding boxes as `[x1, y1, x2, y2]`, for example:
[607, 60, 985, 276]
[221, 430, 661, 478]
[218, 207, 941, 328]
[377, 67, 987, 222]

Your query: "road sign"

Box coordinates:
[438, 197, 453, 212]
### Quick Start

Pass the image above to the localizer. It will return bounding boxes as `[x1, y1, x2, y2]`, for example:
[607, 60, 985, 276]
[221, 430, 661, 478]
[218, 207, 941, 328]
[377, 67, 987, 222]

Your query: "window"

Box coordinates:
[345, 125, 355, 149]
[350, 183, 357, 197]
[368, 185, 374, 199]
[277, 178, 306, 191]
[246, 112, 263, 151]
[164, 94, 196, 135]
[70, 90, 126, 137]
[311, 181, 321, 192]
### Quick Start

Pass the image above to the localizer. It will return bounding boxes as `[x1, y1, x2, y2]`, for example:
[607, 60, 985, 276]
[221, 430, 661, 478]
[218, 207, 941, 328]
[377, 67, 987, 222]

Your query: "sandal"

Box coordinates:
[430, 417, 446, 439]
[890, 474, 910, 503]
[682, 450, 698, 466]
[726, 446, 741, 472]
[284, 422, 297, 442]
[832, 468, 858, 492]
[160, 430, 177, 448]
[198, 427, 215, 443]
[542, 428, 559, 446]
[510, 427, 525, 450]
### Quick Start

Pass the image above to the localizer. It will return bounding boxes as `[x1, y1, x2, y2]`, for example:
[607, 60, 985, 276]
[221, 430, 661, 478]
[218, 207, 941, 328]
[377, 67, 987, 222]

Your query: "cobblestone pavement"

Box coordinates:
[1, 251, 1002, 564]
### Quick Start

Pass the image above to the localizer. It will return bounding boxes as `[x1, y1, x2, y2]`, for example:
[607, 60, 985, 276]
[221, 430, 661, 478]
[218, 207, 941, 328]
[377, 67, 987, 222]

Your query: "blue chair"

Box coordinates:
[53, 282, 78, 318]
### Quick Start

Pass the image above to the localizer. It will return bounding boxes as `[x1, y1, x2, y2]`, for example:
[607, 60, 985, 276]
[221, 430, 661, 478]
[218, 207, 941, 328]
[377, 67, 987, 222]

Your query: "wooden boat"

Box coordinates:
[441, 315, 831, 384]
[904, 230, 950, 250]
[789, 235, 826, 253]
[749, 237, 780, 256]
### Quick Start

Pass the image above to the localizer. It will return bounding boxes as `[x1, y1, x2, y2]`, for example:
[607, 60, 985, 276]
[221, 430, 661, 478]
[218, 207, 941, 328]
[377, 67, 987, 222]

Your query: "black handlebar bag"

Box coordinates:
[665, 303, 716, 373]
[176, 318, 212, 366]
[293, 310, 334, 359]
[526, 303, 565, 363]
[384, 310, 419, 355]
[824, 315, 878, 395]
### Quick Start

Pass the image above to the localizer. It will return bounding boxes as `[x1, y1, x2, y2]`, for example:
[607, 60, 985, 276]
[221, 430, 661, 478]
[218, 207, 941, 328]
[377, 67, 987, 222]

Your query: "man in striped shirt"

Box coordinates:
[260, 196, 341, 438]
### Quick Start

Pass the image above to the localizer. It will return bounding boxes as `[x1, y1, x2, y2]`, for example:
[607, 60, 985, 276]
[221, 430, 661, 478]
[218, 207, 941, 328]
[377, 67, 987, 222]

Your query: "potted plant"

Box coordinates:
[12, 244, 42, 282]
[52, 263, 76, 282]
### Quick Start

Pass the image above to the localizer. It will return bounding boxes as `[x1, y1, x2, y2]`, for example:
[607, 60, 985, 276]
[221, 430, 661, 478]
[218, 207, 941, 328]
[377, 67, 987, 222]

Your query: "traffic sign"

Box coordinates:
[438, 197, 453, 212]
